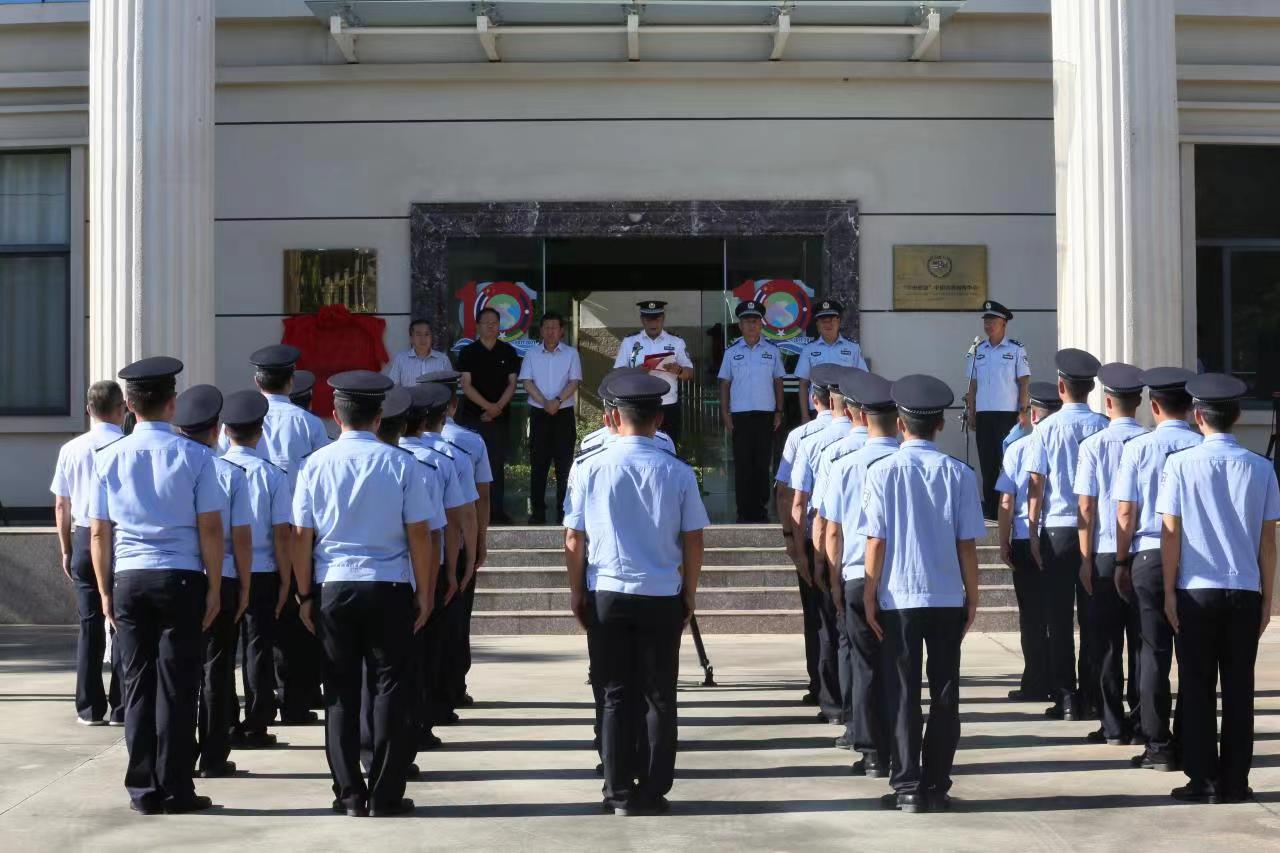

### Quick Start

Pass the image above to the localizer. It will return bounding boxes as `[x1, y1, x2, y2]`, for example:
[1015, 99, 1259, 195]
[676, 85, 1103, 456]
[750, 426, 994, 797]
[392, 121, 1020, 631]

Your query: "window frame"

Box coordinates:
[0, 146, 85, 431]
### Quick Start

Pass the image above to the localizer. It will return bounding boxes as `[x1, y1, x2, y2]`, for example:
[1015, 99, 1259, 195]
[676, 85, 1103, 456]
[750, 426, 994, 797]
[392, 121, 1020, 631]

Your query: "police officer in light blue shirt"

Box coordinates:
[717, 300, 785, 523]
[1156, 373, 1280, 804]
[50, 379, 126, 726]
[564, 373, 710, 816]
[577, 368, 678, 458]
[859, 374, 985, 814]
[816, 370, 899, 777]
[220, 390, 293, 750]
[88, 357, 225, 815]
[1026, 348, 1109, 722]
[173, 385, 253, 780]
[1112, 366, 1201, 770]
[289, 369, 333, 446]
[1073, 363, 1148, 745]
[994, 381, 1061, 703]
[794, 299, 868, 423]
[291, 370, 436, 818]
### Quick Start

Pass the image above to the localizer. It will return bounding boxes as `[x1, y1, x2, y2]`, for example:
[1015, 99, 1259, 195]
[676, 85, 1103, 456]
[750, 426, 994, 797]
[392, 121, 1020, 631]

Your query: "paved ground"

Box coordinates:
[3, 627, 1280, 851]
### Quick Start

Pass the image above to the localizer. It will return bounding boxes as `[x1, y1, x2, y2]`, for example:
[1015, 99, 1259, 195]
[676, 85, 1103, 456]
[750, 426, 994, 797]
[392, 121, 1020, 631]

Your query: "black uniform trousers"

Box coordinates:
[813, 577, 843, 720]
[843, 578, 889, 760]
[113, 569, 205, 806]
[422, 556, 454, 725]
[445, 548, 476, 709]
[1133, 549, 1177, 753]
[1175, 588, 1262, 798]
[976, 411, 1019, 520]
[1090, 555, 1133, 740]
[881, 606, 966, 797]
[587, 601, 650, 768]
[731, 411, 775, 523]
[317, 581, 414, 808]
[458, 412, 510, 520]
[1040, 527, 1082, 707]
[588, 590, 683, 810]
[70, 526, 121, 722]
[197, 578, 240, 773]
[275, 577, 323, 721]
[661, 401, 682, 449]
[529, 406, 575, 523]
[1010, 539, 1049, 696]
[238, 572, 280, 735]
[798, 540, 822, 698]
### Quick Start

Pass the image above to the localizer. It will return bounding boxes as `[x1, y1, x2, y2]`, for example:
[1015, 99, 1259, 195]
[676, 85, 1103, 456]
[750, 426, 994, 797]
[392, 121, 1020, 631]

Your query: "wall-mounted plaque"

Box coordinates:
[893, 244, 987, 310]
[284, 248, 378, 314]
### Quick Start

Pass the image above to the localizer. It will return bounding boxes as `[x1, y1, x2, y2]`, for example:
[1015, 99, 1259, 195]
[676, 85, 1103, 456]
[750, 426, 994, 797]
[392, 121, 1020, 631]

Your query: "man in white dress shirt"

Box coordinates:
[613, 300, 694, 448]
[385, 319, 453, 387]
[519, 312, 583, 524]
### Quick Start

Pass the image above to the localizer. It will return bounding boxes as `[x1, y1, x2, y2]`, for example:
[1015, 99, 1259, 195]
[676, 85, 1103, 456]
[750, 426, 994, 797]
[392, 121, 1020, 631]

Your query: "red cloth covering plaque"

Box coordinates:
[282, 304, 389, 419]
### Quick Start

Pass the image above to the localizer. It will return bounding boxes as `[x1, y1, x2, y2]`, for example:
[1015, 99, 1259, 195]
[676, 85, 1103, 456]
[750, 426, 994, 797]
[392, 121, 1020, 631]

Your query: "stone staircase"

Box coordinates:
[473, 525, 1018, 634]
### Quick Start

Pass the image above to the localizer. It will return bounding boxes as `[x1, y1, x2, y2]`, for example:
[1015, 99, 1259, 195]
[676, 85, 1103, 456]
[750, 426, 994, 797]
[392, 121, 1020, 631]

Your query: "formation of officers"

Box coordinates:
[51, 291, 1279, 817]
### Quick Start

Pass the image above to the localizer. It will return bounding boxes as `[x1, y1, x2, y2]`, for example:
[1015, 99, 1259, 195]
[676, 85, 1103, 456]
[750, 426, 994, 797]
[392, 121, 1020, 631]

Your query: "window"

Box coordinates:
[0, 151, 71, 415]
[1195, 145, 1280, 404]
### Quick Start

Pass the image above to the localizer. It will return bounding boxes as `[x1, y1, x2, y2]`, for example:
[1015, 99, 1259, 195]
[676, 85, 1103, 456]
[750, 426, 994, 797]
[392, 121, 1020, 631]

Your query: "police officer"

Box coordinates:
[613, 300, 695, 448]
[1026, 349, 1108, 721]
[173, 385, 253, 779]
[1157, 373, 1279, 804]
[1073, 363, 1148, 745]
[579, 368, 676, 456]
[789, 363, 853, 722]
[963, 300, 1031, 520]
[817, 370, 899, 775]
[221, 390, 293, 751]
[88, 357, 224, 814]
[291, 371, 436, 818]
[860, 374, 985, 814]
[288, 369, 332, 447]
[794, 299, 868, 424]
[1113, 367, 1201, 771]
[50, 379, 126, 726]
[717, 300, 785, 523]
[564, 372, 710, 816]
[994, 381, 1060, 702]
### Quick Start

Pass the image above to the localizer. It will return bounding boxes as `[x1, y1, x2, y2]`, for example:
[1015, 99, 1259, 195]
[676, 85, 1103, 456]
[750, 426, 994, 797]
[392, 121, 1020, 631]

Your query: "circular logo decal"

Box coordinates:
[927, 256, 953, 278]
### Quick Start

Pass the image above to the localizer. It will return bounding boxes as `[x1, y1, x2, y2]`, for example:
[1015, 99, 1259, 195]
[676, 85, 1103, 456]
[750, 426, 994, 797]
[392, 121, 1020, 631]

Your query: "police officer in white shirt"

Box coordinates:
[717, 300, 785, 523]
[613, 300, 694, 448]
[794, 299, 868, 424]
[50, 380, 126, 726]
[963, 300, 1031, 521]
[519, 311, 583, 525]
[384, 318, 453, 387]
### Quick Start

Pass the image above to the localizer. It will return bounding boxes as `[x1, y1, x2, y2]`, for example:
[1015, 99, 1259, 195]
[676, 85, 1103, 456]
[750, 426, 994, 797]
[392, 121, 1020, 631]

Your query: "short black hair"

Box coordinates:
[377, 416, 406, 445]
[1107, 392, 1142, 416]
[899, 410, 943, 438]
[616, 402, 662, 429]
[126, 383, 175, 419]
[403, 408, 427, 435]
[409, 318, 431, 334]
[225, 420, 264, 443]
[422, 408, 447, 432]
[477, 307, 500, 323]
[87, 380, 123, 419]
[1151, 389, 1192, 416]
[334, 396, 380, 430]
[1062, 377, 1095, 400]
[811, 386, 832, 408]
[867, 410, 899, 434]
[540, 312, 564, 328]
[255, 368, 292, 394]
[1197, 402, 1240, 432]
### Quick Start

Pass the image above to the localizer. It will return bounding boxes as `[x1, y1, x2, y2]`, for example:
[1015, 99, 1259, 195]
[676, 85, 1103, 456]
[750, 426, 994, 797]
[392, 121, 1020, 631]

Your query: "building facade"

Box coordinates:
[1, 0, 1278, 520]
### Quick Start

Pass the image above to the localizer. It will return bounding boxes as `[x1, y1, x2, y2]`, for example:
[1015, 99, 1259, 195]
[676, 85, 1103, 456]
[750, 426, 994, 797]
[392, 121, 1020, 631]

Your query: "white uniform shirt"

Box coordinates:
[50, 422, 124, 528]
[717, 337, 784, 413]
[963, 336, 1031, 412]
[384, 348, 453, 387]
[613, 330, 693, 406]
[517, 342, 583, 409]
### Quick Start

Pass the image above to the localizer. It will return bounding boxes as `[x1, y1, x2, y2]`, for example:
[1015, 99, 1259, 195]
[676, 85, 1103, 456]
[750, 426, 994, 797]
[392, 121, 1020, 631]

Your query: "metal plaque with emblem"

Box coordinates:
[892, 245, 988, 310]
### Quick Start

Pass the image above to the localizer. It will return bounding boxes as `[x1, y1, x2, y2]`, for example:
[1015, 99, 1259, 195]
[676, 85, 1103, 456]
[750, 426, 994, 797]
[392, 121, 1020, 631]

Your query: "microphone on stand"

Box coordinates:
[630, 340, 643, 368]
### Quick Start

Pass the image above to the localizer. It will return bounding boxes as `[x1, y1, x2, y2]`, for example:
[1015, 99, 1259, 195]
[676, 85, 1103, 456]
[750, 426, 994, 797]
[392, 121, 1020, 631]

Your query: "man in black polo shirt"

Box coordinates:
[457, 307, 522, 524]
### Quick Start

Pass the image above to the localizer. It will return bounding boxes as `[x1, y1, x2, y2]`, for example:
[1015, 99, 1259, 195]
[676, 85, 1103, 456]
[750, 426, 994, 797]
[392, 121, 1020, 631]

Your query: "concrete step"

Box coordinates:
[474, 587, 801, 612]
[483, 524, 1007, 551]
[481, 547, 795, 568]
[477, 565, 803, 589]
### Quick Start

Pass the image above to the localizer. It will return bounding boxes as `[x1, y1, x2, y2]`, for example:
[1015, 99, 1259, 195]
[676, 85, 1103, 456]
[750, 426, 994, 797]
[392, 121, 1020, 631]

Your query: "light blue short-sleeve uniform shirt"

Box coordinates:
[291, 430, 430, 584]
[812, 425, 868, 511]
[563, 436, 710, 597]
[994, 433, 1035, 541]
[794, 336, 868, 381]
[790, 416, 852, 496]
[1073, 417, 1148, 555]
[717, 337, 784, 413]
[219, 394, 328, 493]
[817, 437, 899, 581]
[776, 412, 830, 485]
[213, 456, 254, 579]
[1024, 403, 1109, 528]
[50, 423, 124, 528]
[89, 421, 225, 573]
[858, 439, 986, 610]
[579, 426, 674, 455]
[1112, 420, 1202, 554]
[444, 418, 494, 485]
[223, 446, 292, 573]
[301, 407, 332, 450]
[401, 436, 467, 512]
[422, 431, 479, 504]
[1156, 433, 1280, 591]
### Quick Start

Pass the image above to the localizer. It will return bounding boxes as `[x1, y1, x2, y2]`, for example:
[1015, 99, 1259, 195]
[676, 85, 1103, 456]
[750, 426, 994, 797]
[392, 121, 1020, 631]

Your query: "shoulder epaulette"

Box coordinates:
[300, 449, 316, 460]
[1121, 432, 1144, 444]
[220, 457, 246, 472]
[94, 436, 125, 452]
[819, 435, 846, 453]
[395, 445, 414, 455]
[660, 447, 694, 466]
[444, 438, 473, 457]
[574, 445, 606, 464]
[417, 457, 440, 470]
[867, 453, 894, 470]
[949, 455, 975, 471]
[1163, 446, 1193, 460]
[827, 446, 858, 466]
[1009, 338, 1023, 347]
[453, 423, 479, 435]
[263, 458, 285, 473]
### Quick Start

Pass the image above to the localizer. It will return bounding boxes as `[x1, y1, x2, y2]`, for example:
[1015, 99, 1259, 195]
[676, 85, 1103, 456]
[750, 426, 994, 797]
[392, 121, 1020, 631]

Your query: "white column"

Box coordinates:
[89, 0, 215, 386]
[1051, 0, 1182, 370]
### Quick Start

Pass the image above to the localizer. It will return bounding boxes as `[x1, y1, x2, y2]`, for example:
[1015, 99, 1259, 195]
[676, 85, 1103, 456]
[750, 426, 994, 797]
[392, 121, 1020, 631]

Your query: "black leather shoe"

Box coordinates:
[929, 792, 952, 812]
[232, 731, 278, 749]
[1044, 703, 1064, 720]
[1062, 698, 1087, 722]
[332, 797, 368, 817]
[130, 798, 164, 816]
[1171, 783, 1219, 804]
[816, 711, 844, 725]
[369, 797, 415, 817]
[834, 734, 852, 750]
[800, 692, 819, 706]
[417, 731, 443, 750]
[458, 693, 475, 707]
[278, 710, 319, 725]
[880, 792, 926, 813]
[1130, 750, 1176, 771]
[196, 761, 237, 778]
[406, 763, 421, 780]
[594, 763, 604, 777]
[164, 795, 213, 814]
[436, 711, 460, 725]
[1007, 689, 1049, 702]
[1219, 787, 1253, 804]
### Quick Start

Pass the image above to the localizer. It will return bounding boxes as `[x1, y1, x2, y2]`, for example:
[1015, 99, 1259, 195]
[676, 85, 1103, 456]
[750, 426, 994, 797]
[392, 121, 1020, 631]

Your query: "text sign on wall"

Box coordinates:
[892, 244, 988, 310]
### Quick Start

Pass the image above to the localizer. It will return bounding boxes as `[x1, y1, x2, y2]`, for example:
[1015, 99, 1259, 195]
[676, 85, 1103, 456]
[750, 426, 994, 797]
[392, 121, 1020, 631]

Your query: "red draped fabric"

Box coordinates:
[282, 305, 389, 418]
